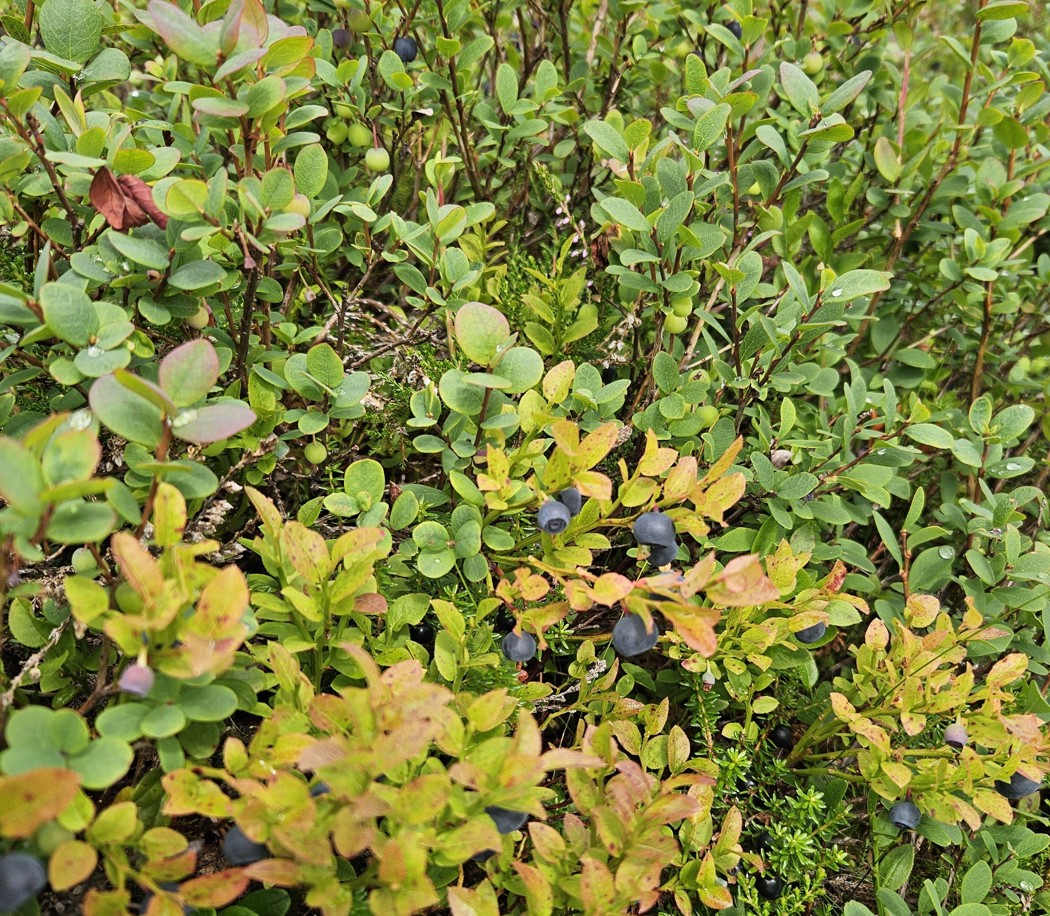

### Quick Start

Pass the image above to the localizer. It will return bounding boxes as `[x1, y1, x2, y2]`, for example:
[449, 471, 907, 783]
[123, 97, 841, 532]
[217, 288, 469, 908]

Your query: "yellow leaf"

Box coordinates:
[49, 839, 98, 891]
[0, 768, 80, 838]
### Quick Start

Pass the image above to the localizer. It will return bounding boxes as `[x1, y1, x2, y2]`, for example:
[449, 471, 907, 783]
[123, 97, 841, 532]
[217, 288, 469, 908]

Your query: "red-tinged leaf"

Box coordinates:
[170, 402, 256, 444]
[702, 437, 743, 485]
[90, 168, 129, 230]
[660, 604, 720, 656]
[144, 1, 217, 67]
[540, 748, 605, 771]
[117, 173, 168, 228]
[111, 531, 164, 596]
[823, 560, 848, 594]
[0, 769, 80, 838]
[664, 456, 699, 501]
[159, 340, 219, 407]
[355, 593, 387, 614]
[49, 840, 98, 891]
[642, 793, 700, 826]
[145, 893, 187, 916]
[581, 856, 617, 915]
[180, 870, 250, 906]
[512, 861, 553, 916]
[706, 555, 779, 607]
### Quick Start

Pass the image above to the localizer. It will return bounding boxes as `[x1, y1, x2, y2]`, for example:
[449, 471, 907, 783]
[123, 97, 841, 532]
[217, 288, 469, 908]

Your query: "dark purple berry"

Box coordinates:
[501, 630, 536, 663]
[633, 510, 676, 547]
[0, 852, 47, 912]
[537, 500, 571, 534]
[612, 614, 660, 657]
[755, 874, 783, 900]
[995, 772, 1042, 800]
[471, 848, 496, 863]
[769, 725, 794, 750]
[555, 487, 582, 517]
[727, 20, 743, 40]
[393, 36, 418, 64]
[889, 800, 921, 829]
[646, 540, 678, 567]
[796, 621, 826, 644]
[485, 806, 529, 834]
[332, 28, 351, 49]
[409, 621, 435, 645]
[223, 826, 268, 865]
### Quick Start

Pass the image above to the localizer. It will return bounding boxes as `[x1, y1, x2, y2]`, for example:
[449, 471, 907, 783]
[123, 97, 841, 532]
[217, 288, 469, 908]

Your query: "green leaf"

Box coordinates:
[40, 284, 98, 347]
[652, 352, 679, 394]
[390, 490, 419, 530]
[344, 459, 385, 505]
[178, 685, 238, 722]
[993, 404, 1034, 441]
[96, 704, 148, 742]
[825, 270, 892, 301]
[39, 0, 104, 64]
[454, 302, 510, 367]
[779, 62, 819, 115]
[168, 260, 226, 291]
[975, 1, 1028, 20]
[306, 343, 344, 389]
[968, 396, 993, 434]
[873, 137, 900, 182]
[823, 70, 873, 114]
[776, 473, 819, 500]
[905, 423, 954, 449]
[88, 373, 163, 449]
[294, 144, 328, 198]
[107, 232, 170, 270]
[46, 500, 115, 544]
[0, 438, 43, 514]
[68, 737, 133, 790]
[493, 347, 542, 394]
[141, 705, 187, 739]
[495, 62, 518, 114]
[583, 120, 629, 162]
[880, 844, 914, 892]
[599, 196, 651, 234]
[692, 103, 730, 151]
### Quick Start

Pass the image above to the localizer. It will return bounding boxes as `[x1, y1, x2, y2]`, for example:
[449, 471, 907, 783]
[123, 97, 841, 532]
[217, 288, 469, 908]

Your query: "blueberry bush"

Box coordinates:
[0, 0, 1049, 914]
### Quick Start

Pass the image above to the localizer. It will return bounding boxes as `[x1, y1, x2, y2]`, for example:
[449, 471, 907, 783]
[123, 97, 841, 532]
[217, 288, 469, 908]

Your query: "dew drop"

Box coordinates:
[69, 410, 92, 431]
[831, 288, 842, 297]
[876, 448, 887, 455]
[86, 345, 103, 358]
[171, 409, 198, 429]
[938, 547, 955, 559]
[1005, 462, 1021, 471]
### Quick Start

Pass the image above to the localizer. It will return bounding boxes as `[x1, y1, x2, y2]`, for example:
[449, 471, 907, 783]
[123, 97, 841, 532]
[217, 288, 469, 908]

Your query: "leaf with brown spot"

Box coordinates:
[180, 870, 250, 906]
[0, 768, 80, 838]
[49, 839, 98, 891]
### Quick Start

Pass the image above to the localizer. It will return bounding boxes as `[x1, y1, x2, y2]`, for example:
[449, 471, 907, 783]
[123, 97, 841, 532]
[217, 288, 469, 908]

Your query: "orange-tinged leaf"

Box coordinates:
[696, 472, 746, 522]
[987, 653, 1028, 688]
[160, 770, 230, 818]
[702, 437, 743, 484]
[664, 457, 698, 501]
[549, 419, 580, 457]
[0, 768, 80, 838]
[180, 870, 250, 906]
[592, 573, 633, 606]
[905, 594, 939, 627]
[575, 423, 619, 470]
[242, 858, 304, 886]
[637, 430, 678, 477]
[512, 861, 553, 916]
[112, 531, 164, 597]
[575, 470, 612, 500]
[661, 603, 720, 656]
[49, 839, 98, 891]
[83, 888, 134, 916]
[706, 555, 779, 607]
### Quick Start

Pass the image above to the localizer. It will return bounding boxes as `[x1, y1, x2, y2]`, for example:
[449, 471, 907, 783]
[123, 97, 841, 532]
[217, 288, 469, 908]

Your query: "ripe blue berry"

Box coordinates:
[755, 874, 783, 900]
[647, 540, 678, 567]
[501, 630, 536, 663]
[393, 36, 418, 63]
[223, 826, 268, 865]
[944, 723, 968, 750]
[612, 614, 660, 657]
[310, 782, 331, 797]
[555, 487, 582, 517]
[995, 772, 1042, 800]
[537, 500, 571, 534]
[795, 621, 826, 644]
[485, 806, 529, 834]
[633, 511, 675, 546]
[727, 20, 743, 40]
[888, 800, 921, 829]
[769, 725, 794, 749]
[0, 852, 47, 913]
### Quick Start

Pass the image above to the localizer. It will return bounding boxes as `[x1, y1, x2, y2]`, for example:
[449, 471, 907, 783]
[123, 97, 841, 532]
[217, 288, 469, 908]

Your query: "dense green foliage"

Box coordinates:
[0, 0, 1049, 914]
